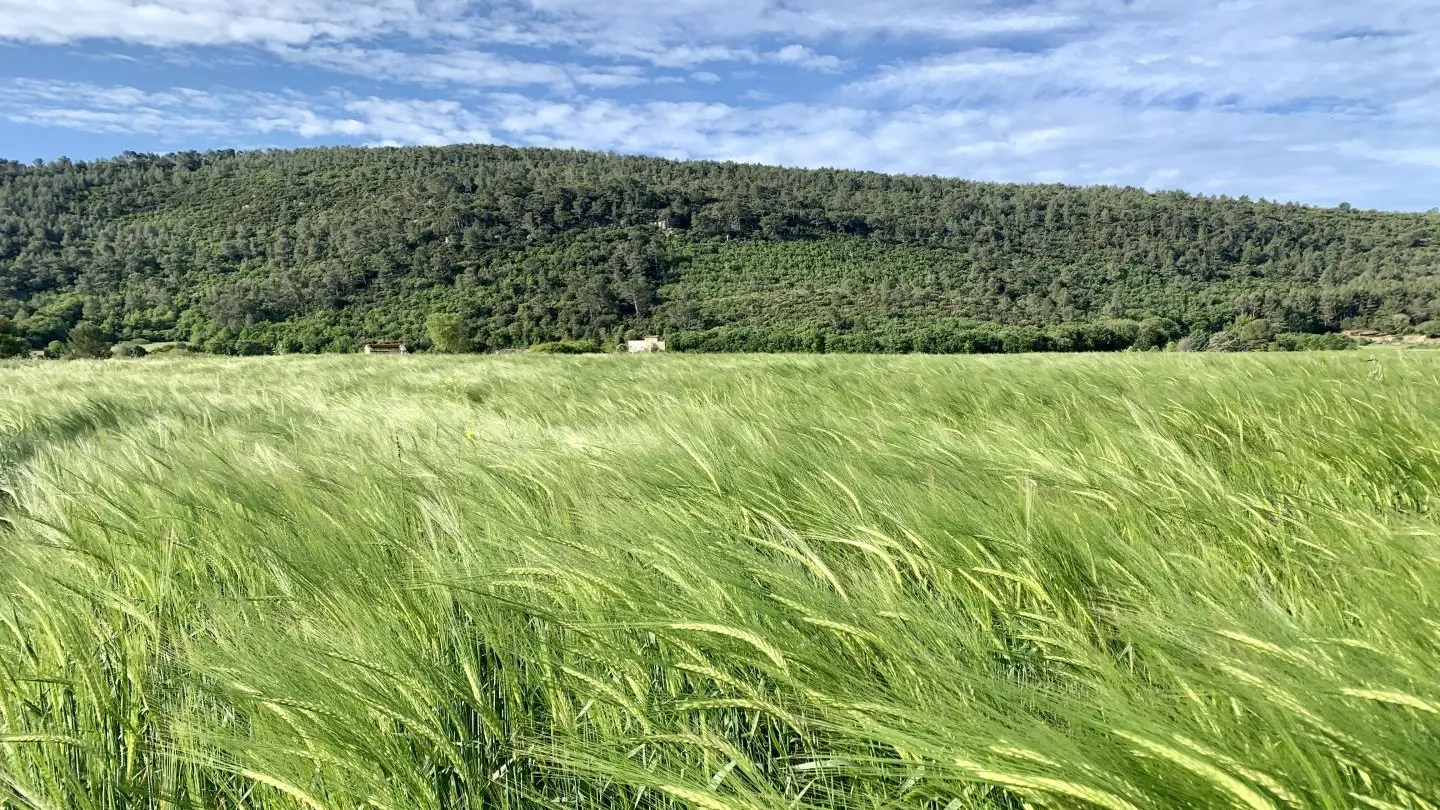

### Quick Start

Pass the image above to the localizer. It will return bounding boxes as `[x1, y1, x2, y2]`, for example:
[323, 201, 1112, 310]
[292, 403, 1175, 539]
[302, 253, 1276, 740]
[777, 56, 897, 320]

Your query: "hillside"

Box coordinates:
[3, 145, 1440, 354]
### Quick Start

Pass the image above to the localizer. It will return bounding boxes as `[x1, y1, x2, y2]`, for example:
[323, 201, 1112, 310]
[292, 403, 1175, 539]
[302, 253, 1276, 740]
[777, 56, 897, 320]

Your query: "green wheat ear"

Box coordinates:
[1, 352, 1439, 810]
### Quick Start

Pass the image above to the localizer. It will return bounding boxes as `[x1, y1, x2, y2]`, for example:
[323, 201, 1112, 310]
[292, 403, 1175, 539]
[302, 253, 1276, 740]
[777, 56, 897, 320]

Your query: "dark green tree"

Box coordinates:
[0, 145, 1434, 355]
[1135, 317, 1183, 351]
[67, 321, 110, 359]
[0, 317, 25, 358]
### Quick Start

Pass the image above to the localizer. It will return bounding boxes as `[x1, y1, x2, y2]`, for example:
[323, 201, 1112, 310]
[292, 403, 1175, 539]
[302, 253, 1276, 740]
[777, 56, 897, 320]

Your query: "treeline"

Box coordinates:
[4, 316, 1358, 360]
[2, 145, 1439, 356]
[665, 319, 1357, 354]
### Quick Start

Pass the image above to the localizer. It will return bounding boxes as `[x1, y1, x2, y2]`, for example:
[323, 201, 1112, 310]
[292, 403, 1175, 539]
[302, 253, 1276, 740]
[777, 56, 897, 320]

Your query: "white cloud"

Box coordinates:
[1, 1, 1439, 209]
[0, 79, 242, 135]
[8, 78, 1439, 209]
[488, 0, 1082, 46]
[765, 44, 849, 72]
[276, 45, 570, 87]
[0, 81, 499, 146]
[844, 1, 1440, 115]
[1330, 141, 1440, 171]
[0, 0, 433, 45]
[341, 98, 494, 145]
[0, 1, 1081, 54]
[587, 42, 758, 69]
[272, 44, 650, 91]
[740, 89, 783, 103]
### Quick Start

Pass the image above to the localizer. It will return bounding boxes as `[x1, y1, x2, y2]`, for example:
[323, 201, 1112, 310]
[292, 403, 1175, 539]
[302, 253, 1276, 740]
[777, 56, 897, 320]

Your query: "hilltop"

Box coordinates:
[3, 145, 1439, 354]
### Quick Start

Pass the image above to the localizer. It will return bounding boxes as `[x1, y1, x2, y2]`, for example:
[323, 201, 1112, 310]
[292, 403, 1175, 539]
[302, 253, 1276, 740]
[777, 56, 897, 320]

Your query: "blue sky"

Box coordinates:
[1, 0, 1437, 210]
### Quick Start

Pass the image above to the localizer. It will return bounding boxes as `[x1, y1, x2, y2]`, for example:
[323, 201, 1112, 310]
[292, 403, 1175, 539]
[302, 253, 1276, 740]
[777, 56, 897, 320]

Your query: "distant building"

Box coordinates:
[627, 336, 666, 353]
[361, 341, 407, 354]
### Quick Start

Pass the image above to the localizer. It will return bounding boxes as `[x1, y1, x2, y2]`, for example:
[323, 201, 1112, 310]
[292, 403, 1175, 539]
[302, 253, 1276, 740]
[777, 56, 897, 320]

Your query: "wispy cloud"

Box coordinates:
[0, 0, 404, 46]
[765, 44, 849, 72]
[844, 2, 1439, 113]
[586, 42, 758, 69]
[1, 79, 239, 134]
[6, 77, 1438, 209]
[272, 44, 651, 91]
[0, 80, 500, 145]
[0, 1, 1438, 209]
[0, 1, 1080, 52]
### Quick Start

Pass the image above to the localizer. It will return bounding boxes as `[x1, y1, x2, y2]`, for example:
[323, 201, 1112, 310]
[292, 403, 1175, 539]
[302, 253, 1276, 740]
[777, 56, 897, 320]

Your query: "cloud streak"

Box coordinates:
[272, 45, 654, 91]
[0, 0, 439, 45]
[6, 78, 1438, 210]
[0, 0, 1437, 209]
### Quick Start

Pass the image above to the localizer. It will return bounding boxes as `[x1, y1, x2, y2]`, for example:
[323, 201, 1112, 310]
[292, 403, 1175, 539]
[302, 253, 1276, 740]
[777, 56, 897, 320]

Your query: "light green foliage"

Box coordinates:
[111, 340, 150, 358]
[1175, 330, 1210, 352]
[529, 339, 602, 354]
[1208, 329, 1247, 352]
[427, 312, 470, 353]
[2, 354, 1440, 809]
[1239, 318, 1278, 348]
[1134, 317, 1182, 351]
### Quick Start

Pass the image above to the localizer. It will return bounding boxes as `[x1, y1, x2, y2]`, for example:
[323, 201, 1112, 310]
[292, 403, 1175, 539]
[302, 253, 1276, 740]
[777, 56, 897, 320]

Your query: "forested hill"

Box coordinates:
[3, 145, 1440, 355]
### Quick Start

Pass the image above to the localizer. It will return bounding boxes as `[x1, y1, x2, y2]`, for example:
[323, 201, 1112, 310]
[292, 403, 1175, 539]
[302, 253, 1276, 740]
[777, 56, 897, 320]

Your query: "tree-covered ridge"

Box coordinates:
[2, 145, 1439, 354]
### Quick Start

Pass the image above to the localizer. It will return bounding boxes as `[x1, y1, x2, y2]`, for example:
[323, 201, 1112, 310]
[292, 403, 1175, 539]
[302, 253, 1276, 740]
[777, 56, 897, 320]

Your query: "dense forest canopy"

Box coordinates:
[2, 145, 1439, 354]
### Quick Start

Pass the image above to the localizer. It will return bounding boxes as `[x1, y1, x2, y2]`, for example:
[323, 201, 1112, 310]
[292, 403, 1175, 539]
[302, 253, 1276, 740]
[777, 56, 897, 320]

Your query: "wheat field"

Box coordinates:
[2, 352, 1439, 810]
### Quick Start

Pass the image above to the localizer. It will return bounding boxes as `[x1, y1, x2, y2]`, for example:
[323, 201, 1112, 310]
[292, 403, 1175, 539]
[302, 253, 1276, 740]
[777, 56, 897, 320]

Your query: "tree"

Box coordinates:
[1207, 330, 1246, 352]
[1, 143, 1438, 356]
[1239, 317, 1276, 349]
[426, 313, 469, 353]
[68, 321, 110, 359]
[114, 340, 150, 358]
[1135, 317, 1182, 351]
[0, 317, 24, 358]
[44, 340, 67, 359]
[1175, 330, 1210, 352]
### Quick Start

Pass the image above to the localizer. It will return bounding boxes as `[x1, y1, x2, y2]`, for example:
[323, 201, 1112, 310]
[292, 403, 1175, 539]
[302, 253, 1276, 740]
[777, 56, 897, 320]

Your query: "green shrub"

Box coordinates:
[0, 316, 23, 359]
[0, 333, 24, 359]
[426, 313, 470, 353]
[1175, 330, 1210, 352]
[530, 339, 601, 354]
[1206, 330, 1246, 352]
[1239, 317, 1277, 348]
[67, 321, 110, 359]
[1135, 317, 1182, 350]
[233, 339, 273, 356]
[1272, 332, 1356, 351]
